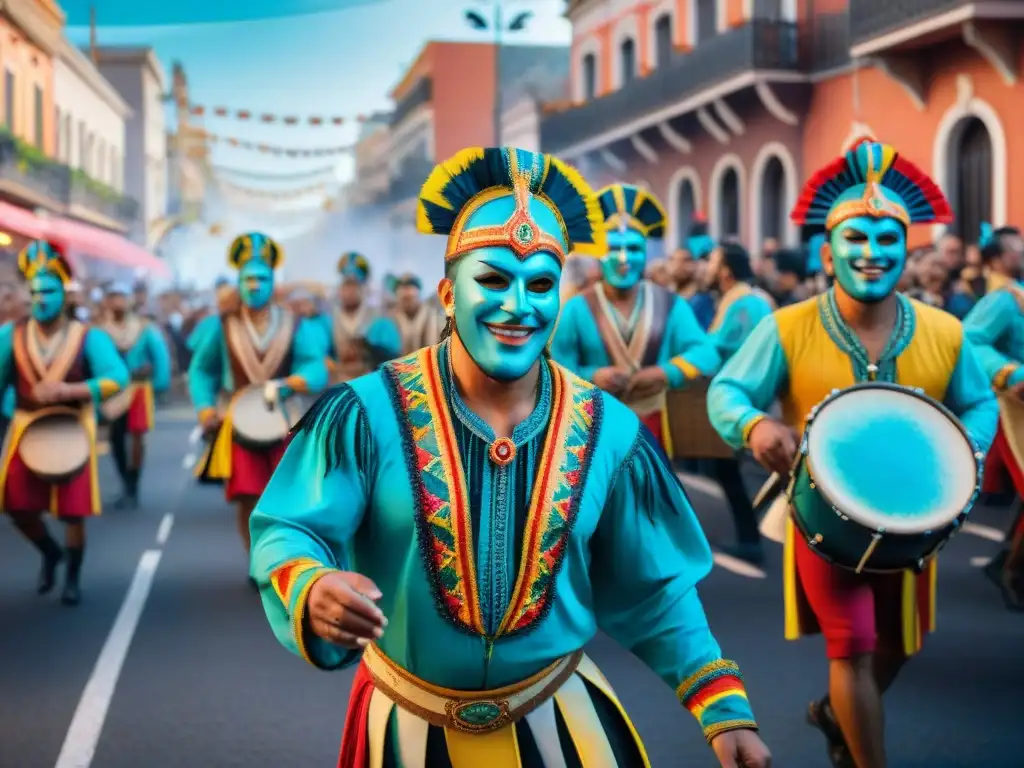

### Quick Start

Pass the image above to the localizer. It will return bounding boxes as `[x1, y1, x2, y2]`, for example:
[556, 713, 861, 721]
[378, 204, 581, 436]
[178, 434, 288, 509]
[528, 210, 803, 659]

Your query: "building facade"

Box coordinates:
[93, 46, 168, 247]
[540, 0, 1024, 253]
[499, 46, 570, 153]
[0, 0, 61, 155]
[350, 111, 390, 207]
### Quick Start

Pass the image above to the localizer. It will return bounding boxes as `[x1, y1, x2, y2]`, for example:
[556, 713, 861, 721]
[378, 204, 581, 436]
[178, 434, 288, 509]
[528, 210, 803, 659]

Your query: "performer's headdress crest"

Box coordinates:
[394, 272, 422, 291]
[979, 221, 995, 250]
[18, 239, 72, 285]
[791, 137, 952, 231]
[227, 232, 283, 270]
[686, 213, 715, 259]
[338, 252, 369, 282]
[595, 183, 667, 239]
[416, 146, 605, 263]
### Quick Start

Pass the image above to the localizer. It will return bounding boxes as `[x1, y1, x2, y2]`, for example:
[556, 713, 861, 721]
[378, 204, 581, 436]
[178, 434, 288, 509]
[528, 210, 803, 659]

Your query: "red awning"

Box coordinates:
[0, 200, 170, 277]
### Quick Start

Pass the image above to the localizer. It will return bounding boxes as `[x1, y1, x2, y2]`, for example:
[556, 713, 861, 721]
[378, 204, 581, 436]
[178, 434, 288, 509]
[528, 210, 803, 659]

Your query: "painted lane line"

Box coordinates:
[54, 549, 163, 768]
[970, 555, 993, 568]
[962, 522, 1004, 542]
[712, 551, 767, 579]
[155, 514, 174, 546]
[677, 472, 725, 500]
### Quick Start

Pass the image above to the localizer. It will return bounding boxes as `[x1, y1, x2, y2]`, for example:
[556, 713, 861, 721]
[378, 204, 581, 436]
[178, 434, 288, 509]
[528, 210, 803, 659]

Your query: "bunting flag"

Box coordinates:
[205, 133, 355, 157]
[188, 104, 373, 127]
[211, 164, 338, 181]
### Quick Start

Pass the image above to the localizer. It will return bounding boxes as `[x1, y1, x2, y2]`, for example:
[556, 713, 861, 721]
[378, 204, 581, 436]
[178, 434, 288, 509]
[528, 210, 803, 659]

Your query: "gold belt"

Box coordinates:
[362, 643, 582, 734]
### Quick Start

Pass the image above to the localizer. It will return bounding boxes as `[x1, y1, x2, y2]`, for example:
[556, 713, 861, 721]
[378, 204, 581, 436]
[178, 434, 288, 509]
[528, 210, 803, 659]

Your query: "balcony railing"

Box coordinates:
[849, 0, 970, 45]
[387, 155, 434, 203]
[807, 12, 852, 73]
[0, 133, 138, 229]
[540, 20, 800, 153]
[390, 77, 433, 128]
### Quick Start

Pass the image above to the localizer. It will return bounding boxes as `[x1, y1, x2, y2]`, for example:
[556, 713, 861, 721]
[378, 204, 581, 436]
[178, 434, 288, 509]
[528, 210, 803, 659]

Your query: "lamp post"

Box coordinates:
[464, 1, 533, 147]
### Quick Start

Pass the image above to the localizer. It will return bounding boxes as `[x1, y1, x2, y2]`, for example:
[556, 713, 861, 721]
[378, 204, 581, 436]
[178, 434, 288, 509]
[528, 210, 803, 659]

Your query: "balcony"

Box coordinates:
[849, 0, 1024, 56]
[540, 20, 800, 154]
[0, 132, 139, 231]
[390, 77, 433, 128]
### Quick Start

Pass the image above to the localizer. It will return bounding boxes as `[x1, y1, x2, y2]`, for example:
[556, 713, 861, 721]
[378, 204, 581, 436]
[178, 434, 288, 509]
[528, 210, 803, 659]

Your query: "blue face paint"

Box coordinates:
[239, 261, 274, 309]
[829, 216, 907, 303]
[29, 273, 65, 323]
[601, 227, 647, 290]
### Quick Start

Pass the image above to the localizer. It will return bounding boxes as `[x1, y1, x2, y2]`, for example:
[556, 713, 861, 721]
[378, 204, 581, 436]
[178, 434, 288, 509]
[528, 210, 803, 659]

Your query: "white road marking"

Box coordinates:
[962, 522, 1004, 542]
[712, 551, 767, 579]
[155, 514, 174, 546]
[54, 549, 163, 768]
[677, 472, 724, 499]
[970, 556, 994, 568]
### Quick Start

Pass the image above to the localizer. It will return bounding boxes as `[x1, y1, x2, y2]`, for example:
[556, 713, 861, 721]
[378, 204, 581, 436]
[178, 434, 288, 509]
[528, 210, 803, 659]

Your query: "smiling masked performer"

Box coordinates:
[707, 138, 997, 768]
[100, 282, 172, 510]
[550, 184, 719, 454]
[0, 240, 129, 606]
[322, 252, 401, 383]
[390, 272, 443, 355]
[250, 148, 769, 768]
[188, 233, 328, 563]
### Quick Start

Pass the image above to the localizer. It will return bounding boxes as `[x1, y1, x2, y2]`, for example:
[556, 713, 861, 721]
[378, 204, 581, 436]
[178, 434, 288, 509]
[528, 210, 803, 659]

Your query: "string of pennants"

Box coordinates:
[206, 133, 354, 157]
[210, 163, 338, 181]
[216, 176, 332, 200]
[190, 104, 372, 127]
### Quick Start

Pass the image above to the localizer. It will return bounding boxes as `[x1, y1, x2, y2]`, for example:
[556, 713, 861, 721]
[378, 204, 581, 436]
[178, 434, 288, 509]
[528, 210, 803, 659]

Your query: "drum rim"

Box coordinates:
[800, 382, 981, 535]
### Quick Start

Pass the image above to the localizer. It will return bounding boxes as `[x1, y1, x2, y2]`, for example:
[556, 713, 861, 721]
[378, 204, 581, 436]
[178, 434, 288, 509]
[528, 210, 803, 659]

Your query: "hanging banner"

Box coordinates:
[205, 133, 355, 157]
[189, 104, 373, 127]
[211, 164, 338, 181]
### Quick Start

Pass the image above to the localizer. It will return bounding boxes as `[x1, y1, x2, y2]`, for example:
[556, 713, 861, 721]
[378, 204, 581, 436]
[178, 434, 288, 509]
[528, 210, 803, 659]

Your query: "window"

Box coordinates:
[581, 53, 597, 100]
[655, 14, 673, 69]
[4, 70, 14, 129]
[33, 86, 43, 148]
[54, 107, 61, 158]
[620, 38, 636, 84]
[78, 122, 88, 172]
[97, 141, 106, 181]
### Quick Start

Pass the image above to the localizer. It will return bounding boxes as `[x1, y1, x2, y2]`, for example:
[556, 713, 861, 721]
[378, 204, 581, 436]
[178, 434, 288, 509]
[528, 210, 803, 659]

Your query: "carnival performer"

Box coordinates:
[550, 183, 719, 454]
[188, 232, 328, 567]
[962, 222, 1024, 610]
[321, 252, 401, 383]
[0, 240, 129, 605]
[707, 139, 997, 768]
[100, 282, 172, 509]
[389, 272, 443, 354]
[250, 147, 770, 768]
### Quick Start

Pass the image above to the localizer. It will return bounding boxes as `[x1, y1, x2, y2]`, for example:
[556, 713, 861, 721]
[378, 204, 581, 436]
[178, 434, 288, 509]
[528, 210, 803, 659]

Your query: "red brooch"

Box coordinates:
[489, 437, 516, 467]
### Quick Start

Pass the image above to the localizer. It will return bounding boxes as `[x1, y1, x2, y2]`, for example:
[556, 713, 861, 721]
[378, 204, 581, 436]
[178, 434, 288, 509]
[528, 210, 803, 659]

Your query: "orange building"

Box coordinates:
[0, 0, 61, 156]
[540, 0, 1024, 251]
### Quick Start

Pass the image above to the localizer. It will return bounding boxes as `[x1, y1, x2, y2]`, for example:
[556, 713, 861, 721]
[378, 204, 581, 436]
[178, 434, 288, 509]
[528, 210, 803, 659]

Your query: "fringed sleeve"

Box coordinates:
[250, 384, 375, 670]
[591, 427, 758, 742]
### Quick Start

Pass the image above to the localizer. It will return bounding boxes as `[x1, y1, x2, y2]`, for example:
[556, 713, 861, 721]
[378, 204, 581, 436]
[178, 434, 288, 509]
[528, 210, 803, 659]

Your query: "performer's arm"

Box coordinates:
[707, 296, 772, 362]
[282, 317, 329, 396]
[592, 426, 757, 743]
[946, 333, 999, 454]
[707, 315, 789, 449]
[187, 323, 224, 422]
[186, 313, 218, 353]
[365, 317, 401, 361]
[250, 385, 371, 670]
[962, 291, 1022, 389]
[143, 324, 173, 394]
[80, 328, 130, 404]
[549, 298, 602, 381]
[0, 323, 15, 392]
[661, 297, 720, 389]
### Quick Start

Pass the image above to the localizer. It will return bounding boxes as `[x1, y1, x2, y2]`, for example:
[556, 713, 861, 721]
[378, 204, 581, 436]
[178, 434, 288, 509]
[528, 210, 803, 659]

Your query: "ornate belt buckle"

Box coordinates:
[445, 699, 512, 733]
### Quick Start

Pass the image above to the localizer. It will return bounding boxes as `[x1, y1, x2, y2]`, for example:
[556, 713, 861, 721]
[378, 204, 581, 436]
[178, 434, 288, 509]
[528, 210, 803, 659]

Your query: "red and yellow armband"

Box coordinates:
[677, 659, 758, 743]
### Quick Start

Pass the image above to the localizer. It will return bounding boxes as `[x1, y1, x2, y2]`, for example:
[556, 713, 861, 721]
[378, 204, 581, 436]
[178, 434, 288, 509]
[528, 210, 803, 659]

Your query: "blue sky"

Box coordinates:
[67, 0, 571, 184]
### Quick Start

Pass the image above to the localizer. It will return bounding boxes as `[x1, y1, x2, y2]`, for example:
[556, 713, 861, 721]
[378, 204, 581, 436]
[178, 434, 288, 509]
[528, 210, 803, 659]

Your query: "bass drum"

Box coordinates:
[667, 379, 734, 460]
[230, 385, 301, 451]
[789, 382, 982, 573]
[19, 409, 90, 484]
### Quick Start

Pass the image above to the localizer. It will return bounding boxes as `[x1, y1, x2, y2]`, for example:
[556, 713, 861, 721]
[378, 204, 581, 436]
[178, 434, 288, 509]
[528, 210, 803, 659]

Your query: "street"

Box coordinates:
[0, 414, 1021, 768]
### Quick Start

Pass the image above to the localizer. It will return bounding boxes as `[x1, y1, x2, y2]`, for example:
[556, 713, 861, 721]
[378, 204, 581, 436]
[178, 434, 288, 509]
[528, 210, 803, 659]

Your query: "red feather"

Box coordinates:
[791, 155, 849, 224]
[891, 155, 954, 223]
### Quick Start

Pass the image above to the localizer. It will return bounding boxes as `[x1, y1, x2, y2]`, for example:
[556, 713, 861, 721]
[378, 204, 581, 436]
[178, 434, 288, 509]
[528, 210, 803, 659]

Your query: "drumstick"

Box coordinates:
[752, 471, 785, 511]
[263, 381, 280, 412]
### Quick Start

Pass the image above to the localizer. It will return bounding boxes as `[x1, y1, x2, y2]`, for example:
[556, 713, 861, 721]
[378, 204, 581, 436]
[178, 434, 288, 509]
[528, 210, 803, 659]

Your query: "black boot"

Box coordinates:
[61, 546, 84, 606]
[35, 535, 63, 595]
[807, 696, 855, 768]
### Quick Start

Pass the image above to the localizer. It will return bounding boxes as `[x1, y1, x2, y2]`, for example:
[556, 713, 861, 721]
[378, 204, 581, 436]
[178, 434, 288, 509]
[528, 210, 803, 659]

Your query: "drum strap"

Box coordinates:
[394, 305, 433, 353]
[584, 283, 660, 373]
[224, 310, 296, 385]
[14, 320, 87, 387]
[333, 305, 370, 355]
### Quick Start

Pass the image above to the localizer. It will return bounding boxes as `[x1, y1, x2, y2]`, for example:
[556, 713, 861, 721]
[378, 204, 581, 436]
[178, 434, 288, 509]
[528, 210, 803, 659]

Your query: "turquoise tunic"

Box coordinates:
[112, 322, 173, 394]
[187, 311, 329, 409]
[316, 311, 402, 362]
[251, 341, 756, 742]
[706, 289, 774, 363]
[186, 314, 220, 354]
[550, 282, 719, 388]
[962, 284, 1024, 388]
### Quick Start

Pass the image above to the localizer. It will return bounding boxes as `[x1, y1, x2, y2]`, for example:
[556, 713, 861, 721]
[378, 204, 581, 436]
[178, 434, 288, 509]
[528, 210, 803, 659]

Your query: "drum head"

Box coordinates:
[19, 413, 90, 477]
[806, 387, 976, 534]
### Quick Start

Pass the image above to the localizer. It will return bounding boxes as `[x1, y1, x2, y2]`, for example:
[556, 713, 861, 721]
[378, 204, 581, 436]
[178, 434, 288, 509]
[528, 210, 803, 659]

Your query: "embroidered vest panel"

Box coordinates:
[12, 320, 89, 411]
[221, 313, 294, 390]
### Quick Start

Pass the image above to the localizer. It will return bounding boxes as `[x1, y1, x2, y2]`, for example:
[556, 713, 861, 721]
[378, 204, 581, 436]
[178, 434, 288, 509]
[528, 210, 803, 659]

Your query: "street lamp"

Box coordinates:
[464, 1, 534, 146]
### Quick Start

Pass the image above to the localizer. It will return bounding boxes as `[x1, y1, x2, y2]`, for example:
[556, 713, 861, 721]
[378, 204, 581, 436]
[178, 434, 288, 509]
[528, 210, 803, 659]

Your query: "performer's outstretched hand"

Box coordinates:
[592, 366, 631, 396]
[625, 366, 668, 400]
[746, 418, 798, 475]
[306, 571, 387, 650]
[710, 728, 771, 767]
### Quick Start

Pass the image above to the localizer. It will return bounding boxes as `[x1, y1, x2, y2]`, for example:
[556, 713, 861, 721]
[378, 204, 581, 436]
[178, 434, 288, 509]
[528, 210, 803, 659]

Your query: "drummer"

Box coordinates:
[320, 252, 401, 383]
[390, 272, 442, 355]
[707, 139, 997, 768]
[0, 240, 129, 605]
[550, 183, 718, 454]
[100, 282, 172, 510]
[187, 233, 328, 575]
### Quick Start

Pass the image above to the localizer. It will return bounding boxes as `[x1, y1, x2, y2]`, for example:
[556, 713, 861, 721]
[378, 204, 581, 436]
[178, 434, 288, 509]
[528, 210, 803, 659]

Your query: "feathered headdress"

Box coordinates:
[338, 252, 369, 282]
[394, 272, 422, 291]
[227, 232, 283, 270]
[18, 240, 73, 285]
[595, 183, 667, 239]
[416, 146, 605, 263]
[979, 221, 995, 250]
[686, 212, 715, 259]
[791, 137, 952, 230]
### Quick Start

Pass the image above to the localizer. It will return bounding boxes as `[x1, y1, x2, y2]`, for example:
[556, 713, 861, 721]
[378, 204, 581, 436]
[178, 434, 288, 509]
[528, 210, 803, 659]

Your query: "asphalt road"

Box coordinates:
[0, 411, 1021, 768]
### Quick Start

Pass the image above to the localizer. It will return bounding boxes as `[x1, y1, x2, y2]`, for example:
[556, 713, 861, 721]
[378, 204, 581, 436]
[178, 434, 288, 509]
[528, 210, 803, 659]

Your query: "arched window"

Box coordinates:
[948, 117, 993, 243]
[654, 14, 673, 69]
[676, 179, 697, 248]
[718, 168, 741, 238]
[581, 53, 597, 100]
[759, 157, 786, 243]
[620, 38, 636, 84]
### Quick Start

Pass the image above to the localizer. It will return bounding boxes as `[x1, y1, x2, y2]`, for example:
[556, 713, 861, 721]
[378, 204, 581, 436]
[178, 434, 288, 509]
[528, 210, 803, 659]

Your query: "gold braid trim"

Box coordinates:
[703, 718, 759, 744]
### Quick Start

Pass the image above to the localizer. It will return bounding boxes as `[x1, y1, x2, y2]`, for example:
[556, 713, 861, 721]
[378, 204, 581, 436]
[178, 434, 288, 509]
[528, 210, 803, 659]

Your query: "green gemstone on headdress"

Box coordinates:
[515, 222, 535, 245]
[454, 701, 502, 726]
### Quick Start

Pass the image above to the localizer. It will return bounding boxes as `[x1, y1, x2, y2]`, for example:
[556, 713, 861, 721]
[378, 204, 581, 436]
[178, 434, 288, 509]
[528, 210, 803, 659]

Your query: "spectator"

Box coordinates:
[668, 247, 714, 329]
[769, 248, 807, 307]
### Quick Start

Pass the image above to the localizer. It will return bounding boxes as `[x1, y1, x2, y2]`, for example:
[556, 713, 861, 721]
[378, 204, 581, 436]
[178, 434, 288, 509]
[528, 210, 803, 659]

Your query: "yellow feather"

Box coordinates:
[416, 147, 487, 234]
[551, 156, 607, 255]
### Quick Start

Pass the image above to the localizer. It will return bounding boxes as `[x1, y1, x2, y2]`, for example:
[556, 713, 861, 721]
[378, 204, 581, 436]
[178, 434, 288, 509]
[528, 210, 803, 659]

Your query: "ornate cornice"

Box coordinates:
[0, 0, 66, 56]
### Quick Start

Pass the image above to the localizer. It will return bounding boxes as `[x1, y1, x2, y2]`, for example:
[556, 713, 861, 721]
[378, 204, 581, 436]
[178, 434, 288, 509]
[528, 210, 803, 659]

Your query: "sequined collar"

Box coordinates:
[440, 338, 552, 445]
[817, 288, 916, 382]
